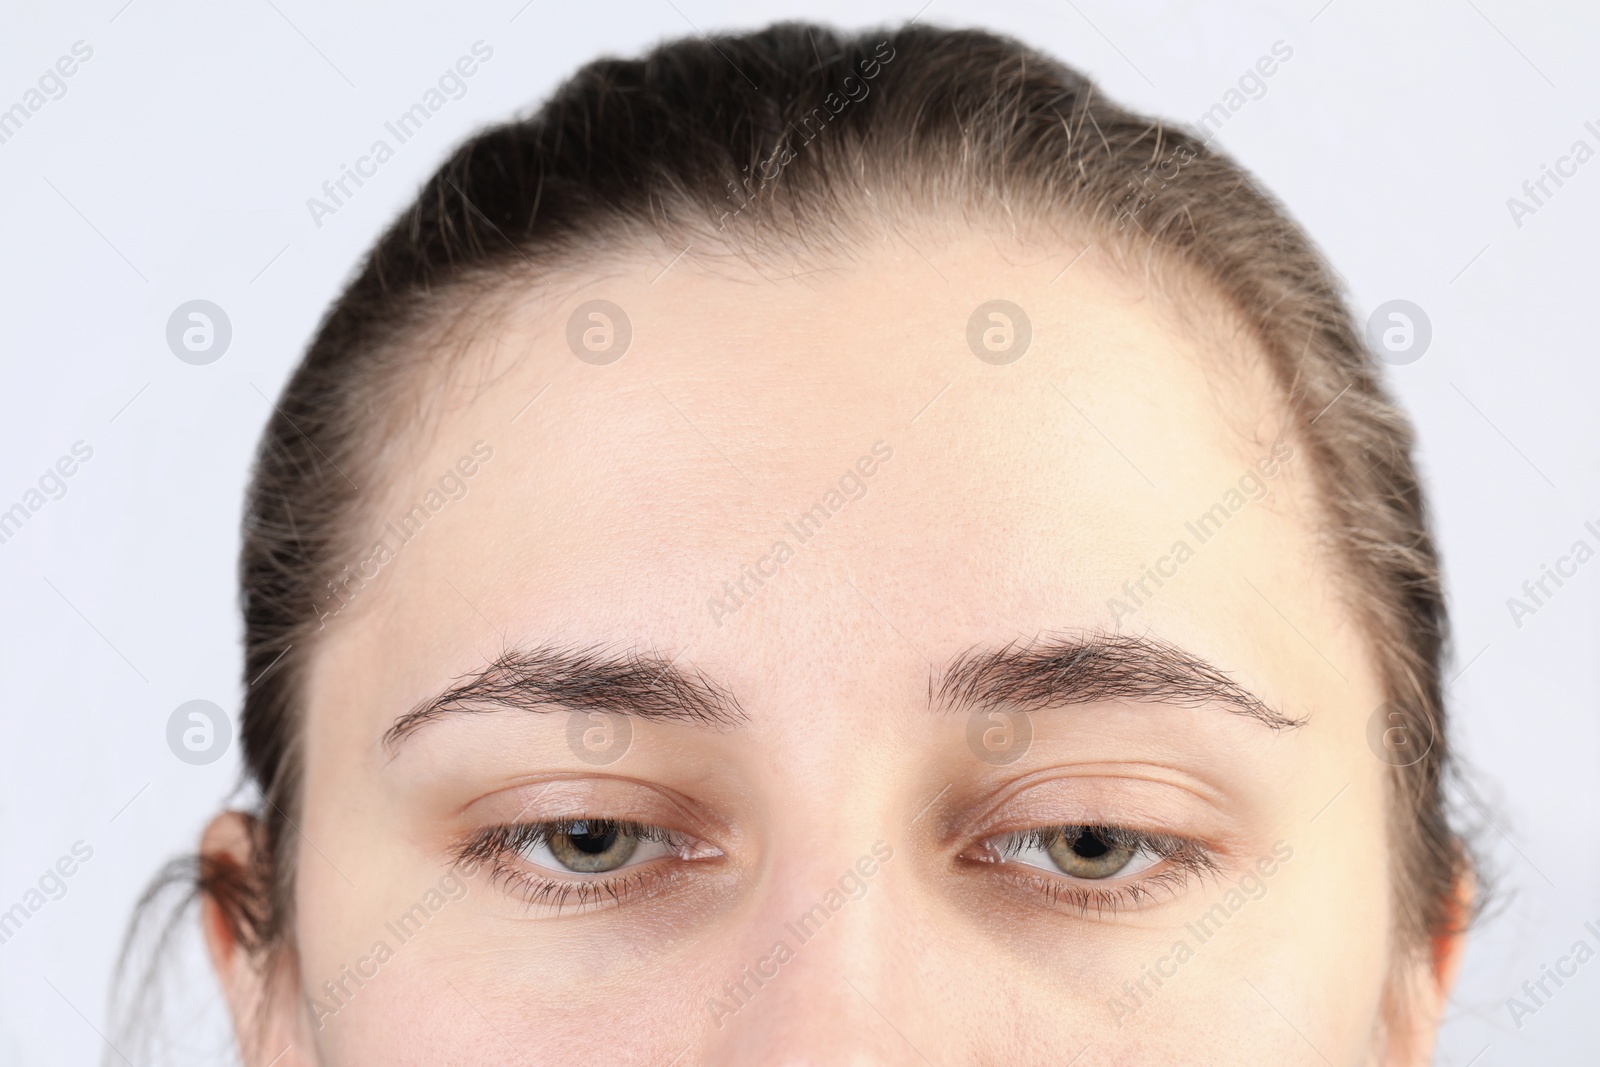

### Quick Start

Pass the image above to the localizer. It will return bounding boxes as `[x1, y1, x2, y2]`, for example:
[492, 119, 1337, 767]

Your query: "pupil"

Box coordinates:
[1071, 829, 1110, 859]
[569, 822, 619, 854]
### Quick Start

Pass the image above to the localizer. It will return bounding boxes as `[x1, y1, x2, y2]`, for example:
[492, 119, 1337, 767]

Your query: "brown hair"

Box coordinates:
[134, 17, 1469, 1044]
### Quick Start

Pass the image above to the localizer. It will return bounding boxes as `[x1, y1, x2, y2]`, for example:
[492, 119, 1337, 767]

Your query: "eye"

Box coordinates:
[519, 819, 675, 874]
[993, 825, 1166, 880]
[454, 816, 724, 915]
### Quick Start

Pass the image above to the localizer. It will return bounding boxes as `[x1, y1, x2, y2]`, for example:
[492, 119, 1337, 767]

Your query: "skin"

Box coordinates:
[203, 224, 1465, 1065]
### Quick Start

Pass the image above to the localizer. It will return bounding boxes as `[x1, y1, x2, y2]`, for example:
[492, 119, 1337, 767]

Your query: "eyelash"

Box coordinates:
[453, 819, 699, 914]
[975, 825, 1220, 918]
[455, 819, 1217, 918]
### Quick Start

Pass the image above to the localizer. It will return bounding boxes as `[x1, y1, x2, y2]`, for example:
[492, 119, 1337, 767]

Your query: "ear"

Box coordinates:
[200, 812, 318, 1066]
[1428, 868, 1474, 1005]
[1386, 869, 1474, 1065]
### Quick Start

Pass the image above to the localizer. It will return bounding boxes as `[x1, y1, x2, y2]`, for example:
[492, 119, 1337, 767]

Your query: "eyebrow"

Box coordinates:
[933, 632, 1304, 730]
[382, 645, 748, 753]
[384, 632, 1300, 754]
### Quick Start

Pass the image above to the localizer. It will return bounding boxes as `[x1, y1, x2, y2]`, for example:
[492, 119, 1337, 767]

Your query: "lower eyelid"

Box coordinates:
[982, 855, 1210, 913]
[487, 850, 715, 916]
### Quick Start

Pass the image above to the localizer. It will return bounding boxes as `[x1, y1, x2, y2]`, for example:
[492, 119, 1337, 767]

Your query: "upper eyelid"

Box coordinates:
[473, 818, 672, 852]
[460, 776, 730, 840]
[940, 767, 1228, 840]
[990, 826, 1162, 858]
[980, 820, 1199, 852]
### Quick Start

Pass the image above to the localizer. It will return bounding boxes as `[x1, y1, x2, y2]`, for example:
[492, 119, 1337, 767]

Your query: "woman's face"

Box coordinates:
[211, 231, 1449, 1064]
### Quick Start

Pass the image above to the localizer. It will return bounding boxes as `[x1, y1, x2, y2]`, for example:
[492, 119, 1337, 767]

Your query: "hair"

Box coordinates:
[118, 18, 1473, 1054]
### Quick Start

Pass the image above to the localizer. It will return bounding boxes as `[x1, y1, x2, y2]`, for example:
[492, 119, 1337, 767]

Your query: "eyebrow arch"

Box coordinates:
[382, 645, 747, 753]
[933, 632, 1305, 731]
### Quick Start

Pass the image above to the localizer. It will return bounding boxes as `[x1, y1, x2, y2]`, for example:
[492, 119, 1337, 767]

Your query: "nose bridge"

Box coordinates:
[698, 842, 935, 1066]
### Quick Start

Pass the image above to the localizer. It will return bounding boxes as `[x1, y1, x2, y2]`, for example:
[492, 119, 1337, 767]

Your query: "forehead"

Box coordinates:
[310, 230, 1361, 725]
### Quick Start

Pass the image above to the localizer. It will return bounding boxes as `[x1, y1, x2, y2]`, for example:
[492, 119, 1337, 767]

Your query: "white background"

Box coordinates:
[1, 1, 1596, 1064]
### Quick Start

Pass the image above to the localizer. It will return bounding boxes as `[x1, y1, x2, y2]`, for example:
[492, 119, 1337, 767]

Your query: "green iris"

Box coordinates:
[547, 821, 640, 873]
[1045, 827, 1136, 879]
